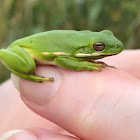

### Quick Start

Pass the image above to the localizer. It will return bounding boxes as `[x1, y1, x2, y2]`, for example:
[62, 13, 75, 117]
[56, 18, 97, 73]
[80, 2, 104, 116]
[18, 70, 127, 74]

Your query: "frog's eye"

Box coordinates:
[93, 42, 105, 51]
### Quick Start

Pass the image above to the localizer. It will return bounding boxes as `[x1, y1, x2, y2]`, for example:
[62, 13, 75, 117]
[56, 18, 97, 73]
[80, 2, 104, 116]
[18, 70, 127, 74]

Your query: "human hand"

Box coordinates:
[1, 50, 140, 140]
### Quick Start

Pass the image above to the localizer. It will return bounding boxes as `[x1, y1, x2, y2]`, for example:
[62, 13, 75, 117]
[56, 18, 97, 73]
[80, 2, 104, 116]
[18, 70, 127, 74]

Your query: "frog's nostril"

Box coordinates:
[117, 44, 119, 47]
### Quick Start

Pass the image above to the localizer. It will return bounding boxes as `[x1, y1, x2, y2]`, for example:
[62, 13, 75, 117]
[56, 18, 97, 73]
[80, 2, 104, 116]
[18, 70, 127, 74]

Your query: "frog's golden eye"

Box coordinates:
[93, 42, 105, 51]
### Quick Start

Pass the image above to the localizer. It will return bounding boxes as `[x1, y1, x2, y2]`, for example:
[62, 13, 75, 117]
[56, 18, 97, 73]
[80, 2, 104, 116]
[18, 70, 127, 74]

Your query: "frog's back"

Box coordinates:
[11, 30, 94, 53]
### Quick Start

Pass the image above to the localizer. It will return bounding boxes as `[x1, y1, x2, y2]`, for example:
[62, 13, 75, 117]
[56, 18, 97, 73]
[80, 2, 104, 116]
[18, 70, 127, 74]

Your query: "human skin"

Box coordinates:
[0, 50, 140, 140]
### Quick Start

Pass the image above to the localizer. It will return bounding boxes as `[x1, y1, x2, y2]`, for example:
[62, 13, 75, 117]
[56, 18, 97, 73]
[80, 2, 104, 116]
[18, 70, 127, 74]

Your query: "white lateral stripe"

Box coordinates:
[53, 52, 70, 55]
[76, 53, 115, 57]
[42, 52, 50, 55]
[42, 52, 70, 56]
[76, 53, 102, 57]
[35, 59, 56, 65]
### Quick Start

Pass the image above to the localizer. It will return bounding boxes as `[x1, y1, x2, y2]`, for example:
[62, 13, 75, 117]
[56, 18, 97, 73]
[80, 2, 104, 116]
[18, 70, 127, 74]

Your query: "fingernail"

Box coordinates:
[0, 130, 24, 140]
[12, 66, 62, 105]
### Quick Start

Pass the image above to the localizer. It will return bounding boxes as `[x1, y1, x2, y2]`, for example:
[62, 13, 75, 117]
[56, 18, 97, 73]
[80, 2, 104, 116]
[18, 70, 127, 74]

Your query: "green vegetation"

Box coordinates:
[0, 0, 139, 83]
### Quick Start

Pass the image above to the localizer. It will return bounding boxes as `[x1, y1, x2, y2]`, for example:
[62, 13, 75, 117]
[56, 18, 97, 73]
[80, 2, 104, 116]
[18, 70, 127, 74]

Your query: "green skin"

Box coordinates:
[0, 30, 123, 82]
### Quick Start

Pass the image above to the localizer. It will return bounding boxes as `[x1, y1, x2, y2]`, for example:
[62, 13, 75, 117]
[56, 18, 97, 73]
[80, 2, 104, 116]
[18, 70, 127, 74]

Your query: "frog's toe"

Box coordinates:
[105, 65, 116, 69]
[96, 66, 102, 72]
[108, 65, 116, 69]
[49, 77, 54, 82]
[101, 64, 106, 68]
[87, 65, 103, 72]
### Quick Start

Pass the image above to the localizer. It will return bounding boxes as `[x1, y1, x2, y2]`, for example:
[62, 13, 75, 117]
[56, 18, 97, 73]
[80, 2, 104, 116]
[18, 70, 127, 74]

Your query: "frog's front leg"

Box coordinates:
[54, 56, 106, 71]
[0, 45, 53, 82]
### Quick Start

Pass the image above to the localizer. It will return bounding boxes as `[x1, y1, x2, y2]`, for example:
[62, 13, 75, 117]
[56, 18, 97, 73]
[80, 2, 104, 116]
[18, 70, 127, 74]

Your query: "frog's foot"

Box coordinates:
[33, 74, 54, 82]
[89, 63, 106, 72]
[13, 72, 55, 82]
[75, 61, 107, 72]
[90, 61, 116, 69]
[48, 77, 54, 82]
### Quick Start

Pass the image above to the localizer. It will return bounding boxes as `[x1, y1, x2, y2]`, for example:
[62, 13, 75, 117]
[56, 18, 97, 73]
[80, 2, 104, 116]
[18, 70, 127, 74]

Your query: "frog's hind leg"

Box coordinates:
[0, 45, 54, 82]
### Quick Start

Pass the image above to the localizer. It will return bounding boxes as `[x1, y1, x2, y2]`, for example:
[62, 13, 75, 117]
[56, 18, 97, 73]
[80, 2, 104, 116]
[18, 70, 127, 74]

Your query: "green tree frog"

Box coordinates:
[0, 30, 123, 82]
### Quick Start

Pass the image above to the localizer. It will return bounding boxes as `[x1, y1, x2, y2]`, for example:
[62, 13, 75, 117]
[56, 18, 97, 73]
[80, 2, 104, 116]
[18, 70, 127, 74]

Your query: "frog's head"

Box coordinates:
[75, 30, 123, 60]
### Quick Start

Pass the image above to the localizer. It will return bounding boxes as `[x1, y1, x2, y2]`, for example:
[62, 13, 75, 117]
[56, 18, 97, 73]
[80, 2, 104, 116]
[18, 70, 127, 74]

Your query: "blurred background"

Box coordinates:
[0, 0, 140, 83]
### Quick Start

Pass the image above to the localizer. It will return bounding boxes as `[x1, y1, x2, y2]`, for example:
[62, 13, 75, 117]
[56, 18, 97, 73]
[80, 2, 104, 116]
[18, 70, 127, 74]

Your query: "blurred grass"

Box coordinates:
[0, 0, 140, 83]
